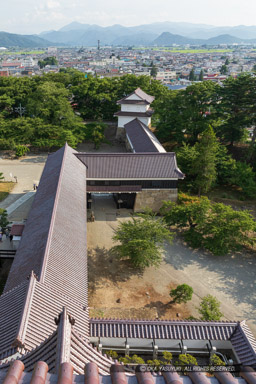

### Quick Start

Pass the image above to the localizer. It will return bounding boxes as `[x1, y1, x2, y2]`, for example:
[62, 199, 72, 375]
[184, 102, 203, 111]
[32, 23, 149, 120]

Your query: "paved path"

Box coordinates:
[0, 154, 46, 210]
[6, 191, 35, 215]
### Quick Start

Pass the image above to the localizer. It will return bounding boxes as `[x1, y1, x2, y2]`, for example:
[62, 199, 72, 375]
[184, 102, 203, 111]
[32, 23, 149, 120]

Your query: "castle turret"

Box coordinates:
[114, 88, 154, 140]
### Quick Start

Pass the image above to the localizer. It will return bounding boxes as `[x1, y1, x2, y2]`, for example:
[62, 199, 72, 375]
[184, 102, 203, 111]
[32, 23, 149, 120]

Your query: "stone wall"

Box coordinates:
[115, 127, 126, 141]
[134, 189, 178, 212]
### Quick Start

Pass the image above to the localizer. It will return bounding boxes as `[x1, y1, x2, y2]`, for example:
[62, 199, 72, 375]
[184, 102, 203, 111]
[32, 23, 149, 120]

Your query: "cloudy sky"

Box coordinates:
[1, 0, 256, 35]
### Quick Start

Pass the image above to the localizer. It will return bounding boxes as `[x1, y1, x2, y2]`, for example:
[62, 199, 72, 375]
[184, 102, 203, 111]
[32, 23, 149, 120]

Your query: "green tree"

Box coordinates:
[0, 173, 4, 181]
[189, 68, 195, 81]
[38, 56, 58, 69]
[15, 145, 29, 158]
[155, 81, 218, 145]
[214, 74, 256, 146]
[220, 65, 228, 75]
[229, 161, 256, 198]
[91, 124, 105, 149]
[225, 58, 230, 66]
[193, 126, 219, 195]
[161, 194, 256, 255]
[150, 65, 158, 79]
[0, 209, 9, 231]
[170, 284, 193, 304]
[199, 69, 204, 81]
[112, 213, 173, 268]
[198, 295, 223, 321]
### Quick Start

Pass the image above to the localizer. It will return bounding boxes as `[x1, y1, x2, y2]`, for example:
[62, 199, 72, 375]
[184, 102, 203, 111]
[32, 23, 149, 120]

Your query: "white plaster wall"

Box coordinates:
[118, 116, 151, 128]
[121, 104, 147, 113]
[118, 116, 136, 127]
[138, 117, 151, 126]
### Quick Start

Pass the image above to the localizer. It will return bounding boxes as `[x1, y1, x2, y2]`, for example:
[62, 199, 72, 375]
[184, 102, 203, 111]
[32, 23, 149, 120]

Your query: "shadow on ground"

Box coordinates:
[164, 234, 256, 321]
[144, 300, 173, 318]
[88, 246, 143, 290]
[20, 156, 47, 163]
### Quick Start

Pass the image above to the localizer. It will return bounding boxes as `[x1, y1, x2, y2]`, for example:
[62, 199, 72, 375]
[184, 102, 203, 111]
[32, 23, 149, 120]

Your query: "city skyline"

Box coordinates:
[1, 0, 256, 35]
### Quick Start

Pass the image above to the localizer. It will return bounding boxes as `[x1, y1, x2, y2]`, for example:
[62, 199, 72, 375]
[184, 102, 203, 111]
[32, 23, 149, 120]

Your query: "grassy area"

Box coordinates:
[0, 182, 15, 202]
[0, 50, 45, 55]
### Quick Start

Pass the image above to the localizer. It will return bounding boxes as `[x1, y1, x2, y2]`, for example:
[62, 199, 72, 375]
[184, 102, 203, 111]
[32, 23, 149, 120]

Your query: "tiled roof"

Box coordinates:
[0, 360, 255, 384]
[0, 144, 89, 358]
[90, 318, 237, 340]
[76, 153, 184, 180]
[4, 144, 88, 306]
[87, 185, 142, 192]
[117, 88, 155, 104]
[0, 281, 29, 358]
[114, 110, 153, 117]
[125, 119, 166, 153]
[90, 318, 256, 366]
[230, 321, 256, 365]
[0, 308, 113, 375]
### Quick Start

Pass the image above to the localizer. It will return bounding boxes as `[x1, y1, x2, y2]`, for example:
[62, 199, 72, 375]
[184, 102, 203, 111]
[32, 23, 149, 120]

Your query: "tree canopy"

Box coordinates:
[112, 213, 173, 268]
[161, 194, 256, 255]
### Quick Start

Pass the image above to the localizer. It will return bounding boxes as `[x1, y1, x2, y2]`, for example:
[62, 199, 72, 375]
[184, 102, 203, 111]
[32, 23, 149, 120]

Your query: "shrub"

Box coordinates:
[170, 284, 193, 304]
[198, 295, 223, 321]
[15, 145, 29, 158]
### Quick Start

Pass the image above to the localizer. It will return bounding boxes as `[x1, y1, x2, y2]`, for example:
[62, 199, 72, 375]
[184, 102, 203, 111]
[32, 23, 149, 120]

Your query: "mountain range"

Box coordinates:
[1, 22, 256, 48]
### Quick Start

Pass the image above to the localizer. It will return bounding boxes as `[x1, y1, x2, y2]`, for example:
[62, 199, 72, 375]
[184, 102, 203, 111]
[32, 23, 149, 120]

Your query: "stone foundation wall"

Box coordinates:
[134, 189, 178, 212]
[115, 127, 126, 141]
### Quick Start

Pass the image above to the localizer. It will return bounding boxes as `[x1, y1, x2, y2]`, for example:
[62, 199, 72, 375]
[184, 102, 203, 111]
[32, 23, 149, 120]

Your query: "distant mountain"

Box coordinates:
[206, 34, 242, 45]
[58, 22, 92, 32]
[2, 22, 256, 48]
[153, 32, 256, 46]
[153, 32, 204, 46]
[39, 21, 256, 47]
[0, 31, 55, 48]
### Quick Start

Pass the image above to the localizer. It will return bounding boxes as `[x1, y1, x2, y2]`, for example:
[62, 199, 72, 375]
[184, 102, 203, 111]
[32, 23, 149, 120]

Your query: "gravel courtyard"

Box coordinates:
[88, 195, 256, 335]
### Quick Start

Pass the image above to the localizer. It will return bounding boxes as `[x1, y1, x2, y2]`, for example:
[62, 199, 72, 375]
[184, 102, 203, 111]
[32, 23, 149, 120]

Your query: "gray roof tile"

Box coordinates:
[125, 119, 166, 153]
[76, 153, 184, 179]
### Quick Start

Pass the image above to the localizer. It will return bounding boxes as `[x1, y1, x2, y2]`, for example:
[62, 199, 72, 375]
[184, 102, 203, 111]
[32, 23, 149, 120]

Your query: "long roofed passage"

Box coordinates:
[75, 153, 184, 179]
[0, 144, 89, 358]
[124, 118, 166, 153]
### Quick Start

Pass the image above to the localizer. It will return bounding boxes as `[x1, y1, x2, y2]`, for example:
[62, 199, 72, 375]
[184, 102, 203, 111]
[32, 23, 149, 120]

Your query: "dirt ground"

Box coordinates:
[88, 248, 191, 320]
[87, 195, 256, 336]
[88, 195, 192, 320]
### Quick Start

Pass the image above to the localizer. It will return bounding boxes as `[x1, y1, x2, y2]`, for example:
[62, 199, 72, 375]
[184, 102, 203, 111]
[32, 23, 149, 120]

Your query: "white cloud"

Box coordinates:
[0, 0, 256, 34]
[46, 1, 61, 9]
